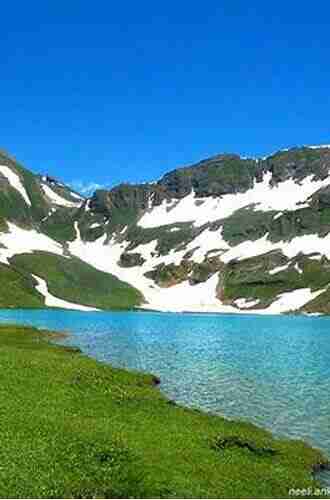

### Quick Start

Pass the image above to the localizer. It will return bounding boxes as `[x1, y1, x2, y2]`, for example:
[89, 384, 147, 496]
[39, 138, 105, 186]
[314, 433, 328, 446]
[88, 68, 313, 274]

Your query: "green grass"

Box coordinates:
[10, 252, 144, 310]
[0, 324, 327, 498]
[0, 263, 44, 308]
[40, 207, 77, 242]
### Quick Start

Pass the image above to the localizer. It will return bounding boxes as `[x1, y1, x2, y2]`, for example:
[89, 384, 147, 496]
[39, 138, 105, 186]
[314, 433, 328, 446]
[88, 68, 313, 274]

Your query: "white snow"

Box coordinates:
[0, 165, 31, 205]
[90, 223, 102, 229]
[233, 287, 325, 314]
[183, 227, 229, 263]
[273, 212, 283, 220]
[234, 298, 260, 309]
[138, 173, 330, 228]
[0, 222, 64, 264]
[69, 191, 84, 200]
[33, 274, 99, 311]
[219, 232, 330, 264]
[294, 262, 303, 274]
[261, 287, 325, 314]
[41, 184, 80, 208]
[308, 254, 322, 261]
[269, 263, 290, 275]
[69, 230, 233, 312]
[67, 222, 330, 314]
[307, 145, 330, 150]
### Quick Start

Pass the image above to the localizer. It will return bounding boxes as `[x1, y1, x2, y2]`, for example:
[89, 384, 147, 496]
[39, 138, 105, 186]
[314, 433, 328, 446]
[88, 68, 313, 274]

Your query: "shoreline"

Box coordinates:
[0, 322, 328, 498]
[0, 305, 328, 318]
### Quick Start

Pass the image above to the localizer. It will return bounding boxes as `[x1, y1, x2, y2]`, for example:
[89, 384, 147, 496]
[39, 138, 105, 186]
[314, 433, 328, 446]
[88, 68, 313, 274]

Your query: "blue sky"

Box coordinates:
[1, 1, 330, 193]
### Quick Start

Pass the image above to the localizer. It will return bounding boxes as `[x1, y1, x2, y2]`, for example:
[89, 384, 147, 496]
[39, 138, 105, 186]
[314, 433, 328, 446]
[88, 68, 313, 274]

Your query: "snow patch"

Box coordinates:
[220, 232, 330, 264]
[0, 165, 31, 205]
[261, 288, 325, 314]
[41, 184, 80, 207]
[33, 275, 99, 311]
[234, 298, 260, 309]
[183, 227, 229, 263]
[307, 144, 330, 150]
[308, 254, 322, 261]
[0, 222, 64, 264]
[269, 263, 290, 275]
[69, 191, 84, 200]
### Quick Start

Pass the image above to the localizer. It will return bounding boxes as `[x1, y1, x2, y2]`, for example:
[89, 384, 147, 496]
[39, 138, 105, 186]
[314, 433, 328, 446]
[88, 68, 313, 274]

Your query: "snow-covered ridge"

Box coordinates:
[306, 144, 330, 150]
[0, 165, 31, 206]
[262, 144, 330, 160]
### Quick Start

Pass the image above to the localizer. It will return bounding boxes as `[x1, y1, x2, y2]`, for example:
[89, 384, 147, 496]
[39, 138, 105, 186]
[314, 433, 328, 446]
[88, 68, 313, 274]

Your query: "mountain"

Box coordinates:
[1, 145, 330, 314]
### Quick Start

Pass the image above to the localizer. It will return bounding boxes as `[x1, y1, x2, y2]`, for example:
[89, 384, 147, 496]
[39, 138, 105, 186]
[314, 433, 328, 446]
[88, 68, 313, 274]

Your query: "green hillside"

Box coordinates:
[10, 252, 144, 310]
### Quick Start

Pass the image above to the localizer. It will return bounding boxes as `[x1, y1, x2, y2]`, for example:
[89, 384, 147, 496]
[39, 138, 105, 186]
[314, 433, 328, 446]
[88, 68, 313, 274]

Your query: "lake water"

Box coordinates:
[0, 309, 329, 463]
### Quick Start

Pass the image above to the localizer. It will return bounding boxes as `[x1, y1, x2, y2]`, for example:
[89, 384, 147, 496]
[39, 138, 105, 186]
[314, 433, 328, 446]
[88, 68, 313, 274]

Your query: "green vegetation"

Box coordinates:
[0, 180, 32, 227]
[41, 207, 77, 242]
[0, 324, 326, 498]
[222, 208, 276, 245]
[265, 147, 327, 182]
[0, 150, 50, 224]
[269, 207, 330, 242]
[10, 252, 144, 310]
[161, 155, 260, 197]
[125, 222, 197, 256]
[0, 263, 44, 308]
[222, 253, 330, 307]
[302, 288, 330, 314]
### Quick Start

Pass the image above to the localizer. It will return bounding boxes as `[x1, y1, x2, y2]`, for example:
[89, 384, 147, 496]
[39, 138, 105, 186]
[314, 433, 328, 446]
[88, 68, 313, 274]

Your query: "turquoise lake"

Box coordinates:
[0, 309, 329, 463]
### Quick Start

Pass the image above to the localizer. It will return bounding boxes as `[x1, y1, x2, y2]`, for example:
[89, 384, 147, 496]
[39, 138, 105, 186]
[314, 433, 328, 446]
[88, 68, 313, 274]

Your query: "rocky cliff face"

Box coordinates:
[1, 144, 330, 313]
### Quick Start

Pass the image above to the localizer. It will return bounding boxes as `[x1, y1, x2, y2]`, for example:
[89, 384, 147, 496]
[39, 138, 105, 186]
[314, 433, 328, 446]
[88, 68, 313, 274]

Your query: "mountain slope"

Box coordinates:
[2, 145, 330, 313]
[0, 150, 143, 310]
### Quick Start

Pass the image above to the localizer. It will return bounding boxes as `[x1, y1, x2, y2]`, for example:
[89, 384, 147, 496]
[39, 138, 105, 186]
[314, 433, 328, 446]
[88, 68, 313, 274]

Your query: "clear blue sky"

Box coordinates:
[1, 1, 330, 193]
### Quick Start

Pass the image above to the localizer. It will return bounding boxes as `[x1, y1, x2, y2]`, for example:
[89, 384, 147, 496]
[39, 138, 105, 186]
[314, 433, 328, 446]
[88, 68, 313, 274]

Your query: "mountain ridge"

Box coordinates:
[1, 144, 330, 313]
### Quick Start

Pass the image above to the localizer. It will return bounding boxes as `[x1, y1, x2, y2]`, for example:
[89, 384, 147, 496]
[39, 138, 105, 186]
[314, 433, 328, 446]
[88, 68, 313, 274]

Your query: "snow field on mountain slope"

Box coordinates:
[0, 222, 326, 314]
[138, 173, 330, 228]
[220, 232, 330, 263]
[41, 184, 81, 207]
[0, 222, 64, 264]
[68, 223, 327, 313]
[0, 165, 31, 205]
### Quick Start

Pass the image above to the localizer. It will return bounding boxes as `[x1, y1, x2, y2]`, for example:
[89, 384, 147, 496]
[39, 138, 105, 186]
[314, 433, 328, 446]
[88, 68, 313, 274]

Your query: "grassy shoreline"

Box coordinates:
[0, 323, 328, 498]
